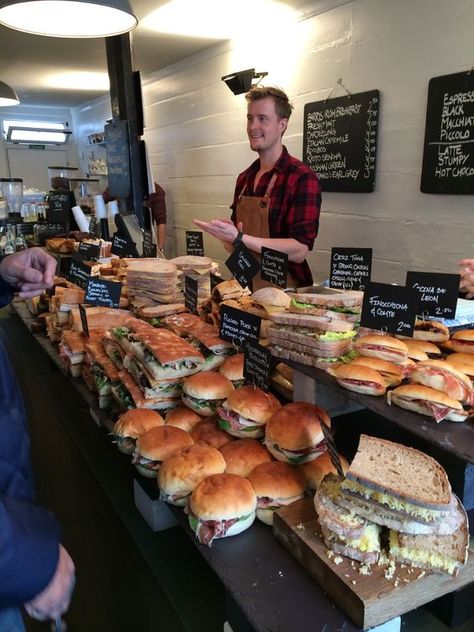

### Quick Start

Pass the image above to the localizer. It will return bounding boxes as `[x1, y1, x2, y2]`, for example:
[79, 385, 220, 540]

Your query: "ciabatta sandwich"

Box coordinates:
[349, 356, 403, 386]
[354, 335, 408, 364]
[403, 339, 441, 361]
[332, 363, 387, 396]
[450, 329, 474, 354]
[387, 384, 469, 422]
[412, 318, 449, 343]
[445, 352, 474, 383]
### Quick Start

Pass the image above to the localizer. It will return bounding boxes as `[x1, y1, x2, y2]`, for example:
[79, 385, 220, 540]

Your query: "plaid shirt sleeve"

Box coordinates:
[282, 171, 321, 250]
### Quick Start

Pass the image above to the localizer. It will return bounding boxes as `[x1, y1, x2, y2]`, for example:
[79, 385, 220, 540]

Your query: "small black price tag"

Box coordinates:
[260, 247, 288, 288]
[68, 257, 91, 290]
[184, 275, 198, 314]
[77, 241, 100, 262]
[85, 278, 122, 309]
[243, 342, 272, 392]
[360, 282, 417, 336]
[210, 272, 223, 292]
[78, 304, 89, 338]
[111, 234, 139, 258]
[225, 244, 260, 290]
[142, 228, 157, 258]
[405, 271, 460, 319]
[186, 231, 205, 256]
[88, 216, 100, 237]
[319, 420, 345, 479]
[219, 304, 261, 349]
[330, 247, 372, 290]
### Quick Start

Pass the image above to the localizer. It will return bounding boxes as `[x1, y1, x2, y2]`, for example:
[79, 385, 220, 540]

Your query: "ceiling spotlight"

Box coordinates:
[0, 0, 137, 38]
[221, 69, 268, 96]
[0, 81, 20, 106]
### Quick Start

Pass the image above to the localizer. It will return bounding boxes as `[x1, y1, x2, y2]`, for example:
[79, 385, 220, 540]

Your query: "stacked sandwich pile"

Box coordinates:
[46, 284, 85, 341]
[268, 291, 361, 368]
[107, 317, 205, 411]
[315, 435, 469, 576]
[126, 259, 180, 305]
[241, 287, 291, 342]
[59, 330, 98, 377]
[169, 256, 218, 305]
[200, 279, 251, 327]
[162, 312, 235, 371]
[82, 338, 120, 409]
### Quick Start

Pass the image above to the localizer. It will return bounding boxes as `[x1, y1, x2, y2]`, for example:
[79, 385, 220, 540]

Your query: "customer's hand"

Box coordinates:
[458, 258, 474, 298]
[0, 248, 56, 298]
[24, 545, 75, 621]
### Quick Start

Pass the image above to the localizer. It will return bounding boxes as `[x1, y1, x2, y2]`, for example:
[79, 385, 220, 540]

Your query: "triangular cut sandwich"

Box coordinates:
[315, 474, 381, 564]
[339, 435, 462, 534]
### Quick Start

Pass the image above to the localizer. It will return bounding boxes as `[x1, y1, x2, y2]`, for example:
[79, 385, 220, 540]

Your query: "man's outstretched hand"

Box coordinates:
[0, 248, 56, 298]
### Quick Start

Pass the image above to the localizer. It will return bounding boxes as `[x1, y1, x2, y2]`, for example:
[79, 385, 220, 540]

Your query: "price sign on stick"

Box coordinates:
[405, 271, 460, 319]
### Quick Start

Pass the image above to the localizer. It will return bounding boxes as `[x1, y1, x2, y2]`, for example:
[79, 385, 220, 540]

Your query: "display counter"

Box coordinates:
[3, 302, 473, 632]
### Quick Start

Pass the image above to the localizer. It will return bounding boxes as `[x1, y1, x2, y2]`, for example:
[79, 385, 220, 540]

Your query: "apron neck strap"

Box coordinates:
[239, 171, 278, 200]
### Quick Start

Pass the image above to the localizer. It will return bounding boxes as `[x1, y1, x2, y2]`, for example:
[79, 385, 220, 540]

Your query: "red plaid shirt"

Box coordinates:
[230, 146, 321, 287]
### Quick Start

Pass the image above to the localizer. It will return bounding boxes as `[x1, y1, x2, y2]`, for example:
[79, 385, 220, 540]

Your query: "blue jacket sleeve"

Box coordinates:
[0, 275, 14, 309]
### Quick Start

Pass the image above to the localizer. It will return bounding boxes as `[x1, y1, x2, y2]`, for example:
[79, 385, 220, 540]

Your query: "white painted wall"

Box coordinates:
[73, 0, 474, 283]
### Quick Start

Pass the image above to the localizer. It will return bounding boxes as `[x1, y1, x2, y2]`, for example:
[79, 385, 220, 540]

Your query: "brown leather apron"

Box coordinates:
[235, 173, 296, 290]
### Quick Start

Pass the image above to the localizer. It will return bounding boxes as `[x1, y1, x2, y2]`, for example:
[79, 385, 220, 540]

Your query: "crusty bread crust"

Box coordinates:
[315, 474, 368, 538]
[190, 473, 257, 520]
[346, 434, 452, 509]
[388, 384, 463, 409]
[321, 527, 380, 565]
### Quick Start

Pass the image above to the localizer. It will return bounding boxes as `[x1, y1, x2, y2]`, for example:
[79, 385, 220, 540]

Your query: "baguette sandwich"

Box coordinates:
[332, 363, 387, 395]
[354, 335, 408, 364]
[349, 356, 403, 387]
[387, 384, 469, 422]
[410, 359, 474, 404]
[84, 339, 120, 408]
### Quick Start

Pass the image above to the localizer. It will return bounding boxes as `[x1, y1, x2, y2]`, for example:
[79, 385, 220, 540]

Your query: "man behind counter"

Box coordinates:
[194, 86, 321, 289]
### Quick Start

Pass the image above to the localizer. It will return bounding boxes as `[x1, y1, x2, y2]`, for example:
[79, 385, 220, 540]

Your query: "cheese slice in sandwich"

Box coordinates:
[340, 435, 453, 528]
[388, 497, 469, 575]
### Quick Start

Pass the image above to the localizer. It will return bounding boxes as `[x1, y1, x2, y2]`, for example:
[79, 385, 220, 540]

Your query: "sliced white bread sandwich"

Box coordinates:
[387, 384, 469, 423]
[338, 435, 463, 535]
[289, 290, 363, 320]
[316, 473, 381, 564]
[388, 497, 469, 575]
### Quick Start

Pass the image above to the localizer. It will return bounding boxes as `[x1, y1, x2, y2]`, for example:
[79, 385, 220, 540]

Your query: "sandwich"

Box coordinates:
[217, 385, 281, 438]
[191, 418, 235, 450]
[158, 444, 226, 506]
[450, 329, 474, 354]
[59, 330, 88, 377]
[315, 474, 381, 564]
[101, 331, 126, 369]
[332, 363, 387, 395]
[403, 339, 441, 361]
[248, 461, 306, 526]
[165, 406, 202, 433]
[388, 498, 469, 576]
[264, 402, 329, 465]
[268, 312, 357, 368]
[246, 287, 291, 317]
[109, 318, 205, 379]
[219, 438, 272, 477]
[354, 334, 408, 364]
[123, 352, 184, 401]
[212, 279, 251, 303]
[111, 370, 181, 411]
[270, 362, 294, 395]
[169, 255, 213, 271]
[70, 306, 131, 334]
[135, 302, 188, 328]
[219, 353, 245, 388]
[182, 372, 235, 417]
[410, 359, 474, 404]
[349, 356, 403, 386]
[188, 473, 257, 545]
[445, 353, 474, 383]
[126, 259, 179, 304]
[338, 435, 463, 534]
[412, 319, 449, 343]
[84, 339, 120, 408]
[387, 384, 469, 422]
[300, 451, 349, 491]
[289, 290, 363, 320]
[112, 408, 164, 454]
[132, 425, 194, 478]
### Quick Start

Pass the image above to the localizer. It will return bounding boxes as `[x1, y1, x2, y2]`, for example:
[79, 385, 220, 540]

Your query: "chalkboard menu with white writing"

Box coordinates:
[303, 90, 380, 192]
[186, 231, 205, 257]
[68, 258, 91, 290]
[421, 71, 474, 194]
[77, 241, 100, 262]
[105, 119, 131, 199]
[360, 282, 417, 337]
[244, 341, 272, 392]
[47, 190, 76, 227]
[405, 271, 460, 319]
[330, 247, 372, 290]
[226, 244, 260, 290]
[184, 275, 198, 314]
[85, 278, 122, 309]
[219, 305, 261, 349]
[111, 234, 139, 258]
[260, 247, 288, 288]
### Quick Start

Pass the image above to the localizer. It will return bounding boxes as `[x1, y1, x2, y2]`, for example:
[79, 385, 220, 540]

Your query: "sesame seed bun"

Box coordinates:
[219, 439, 272, 477]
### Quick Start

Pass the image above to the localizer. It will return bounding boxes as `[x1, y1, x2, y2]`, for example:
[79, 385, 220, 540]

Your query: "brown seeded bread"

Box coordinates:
[269, 312, 355, 332]
[345, 434, 452, 509]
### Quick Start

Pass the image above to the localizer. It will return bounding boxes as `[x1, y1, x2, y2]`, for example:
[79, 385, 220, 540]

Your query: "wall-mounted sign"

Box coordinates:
[303, 90, 380, 192]
[360, 282, 417, 337]
[330, 247, 372, 290]
[421, 71, 474, 194]
[405, 271, 460, 319]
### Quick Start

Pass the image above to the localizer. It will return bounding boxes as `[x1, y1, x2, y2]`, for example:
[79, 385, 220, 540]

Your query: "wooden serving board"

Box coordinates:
[273, 498, 474, 630]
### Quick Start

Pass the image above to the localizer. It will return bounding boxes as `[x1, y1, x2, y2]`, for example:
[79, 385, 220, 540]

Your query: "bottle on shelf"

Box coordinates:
[15, 229, 27, 251]
[4, 224, 16, 255]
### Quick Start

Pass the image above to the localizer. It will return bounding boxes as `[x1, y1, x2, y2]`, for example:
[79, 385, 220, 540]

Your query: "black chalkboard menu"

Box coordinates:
[47, 190, 76, 227]
[330, 247, 372, 290]
[85, 278, 122, 309]
[105, 119, 131, 199]
[68, 258, 91, 290]
[219, 305, 261, 349]
[303, 90, 380, 192]
[226, 244, 260, 290]
[405, 271, 460, 319]
[243, 342, 272, 392]
[260, 247, 288, 288]
[184, 275, 198, 314]
[360, 282, 417, 337]
[421, 71, 474, 194]
[186, 231, 205, 256]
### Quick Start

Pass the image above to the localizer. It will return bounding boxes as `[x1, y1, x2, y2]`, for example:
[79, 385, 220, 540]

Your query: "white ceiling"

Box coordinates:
[0, 0, 316, 109]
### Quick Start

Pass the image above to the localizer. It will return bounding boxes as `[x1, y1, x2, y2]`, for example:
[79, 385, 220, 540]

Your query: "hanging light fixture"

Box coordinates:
[0, 0, 137, 38]
[0, 81, 20, 106]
